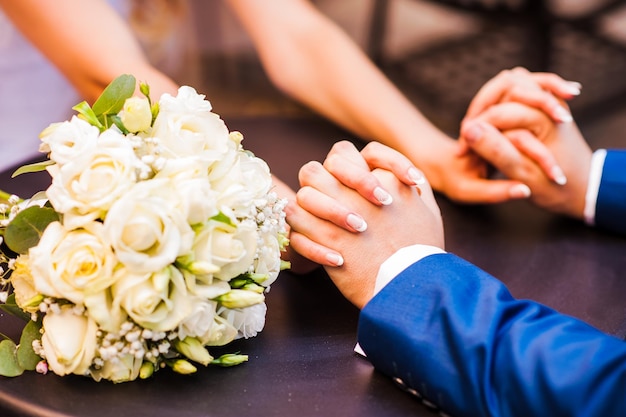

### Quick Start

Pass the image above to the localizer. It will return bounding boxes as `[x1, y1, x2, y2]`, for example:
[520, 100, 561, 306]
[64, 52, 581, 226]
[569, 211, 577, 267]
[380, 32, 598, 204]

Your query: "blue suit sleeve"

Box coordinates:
[596, 149, 626, 235]
[358, 253, 626, 417]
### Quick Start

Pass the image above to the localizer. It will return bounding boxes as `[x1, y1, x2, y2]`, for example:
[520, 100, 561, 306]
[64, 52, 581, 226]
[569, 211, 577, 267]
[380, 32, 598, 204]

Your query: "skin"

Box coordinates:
[287, 141, 443, 308]
[226, 1, 580, 204]
[288, 70, 592, 272]
[0, 1, 584, 270]
[461, 103, 592, 219]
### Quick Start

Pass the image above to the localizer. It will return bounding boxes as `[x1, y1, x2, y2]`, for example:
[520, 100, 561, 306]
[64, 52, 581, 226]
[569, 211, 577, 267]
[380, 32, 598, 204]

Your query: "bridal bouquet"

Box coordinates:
[0, 75, 289, 382]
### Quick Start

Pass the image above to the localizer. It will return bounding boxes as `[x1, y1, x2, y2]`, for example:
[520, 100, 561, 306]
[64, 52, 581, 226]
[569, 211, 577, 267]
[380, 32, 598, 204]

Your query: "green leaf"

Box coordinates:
[0, 294, 31, 322]
[110, 114, 129, 135]
[17, 320, 42, 370]
[92, 74, 136, 117]
[72, 101, 103, 129]
[0, 339, 24, 377]
[11, 160, 55, 178]
[4, 206, 59, 254]
[210, 212, 235, 226]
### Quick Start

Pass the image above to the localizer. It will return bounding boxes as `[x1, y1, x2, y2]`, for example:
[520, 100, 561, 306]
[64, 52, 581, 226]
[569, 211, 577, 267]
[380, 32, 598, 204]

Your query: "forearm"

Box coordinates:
[0, 0, 178, 102]
[227, 0, 452, 159]
[359, 253, 626, 417]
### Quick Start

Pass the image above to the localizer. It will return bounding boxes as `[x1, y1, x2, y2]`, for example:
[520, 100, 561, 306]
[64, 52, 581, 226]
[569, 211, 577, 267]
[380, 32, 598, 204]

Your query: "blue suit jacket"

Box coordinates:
[358, 150, 626, 417]
[596, 150, 626, 234]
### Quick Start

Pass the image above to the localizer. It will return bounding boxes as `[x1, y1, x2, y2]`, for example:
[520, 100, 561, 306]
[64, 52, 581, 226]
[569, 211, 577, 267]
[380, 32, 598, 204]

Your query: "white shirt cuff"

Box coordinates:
[584, 149, 607, 226]
[354, 244, 446, 357]
[373, 244, 446, 296]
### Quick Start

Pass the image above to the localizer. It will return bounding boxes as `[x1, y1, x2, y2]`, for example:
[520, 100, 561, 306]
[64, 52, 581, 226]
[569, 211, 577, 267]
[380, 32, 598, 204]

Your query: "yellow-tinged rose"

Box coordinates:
[41, 305, 98, 376]
[119, 96, 152, 133]
[10, 255, 41, 313]
[28, 221, 118, 305]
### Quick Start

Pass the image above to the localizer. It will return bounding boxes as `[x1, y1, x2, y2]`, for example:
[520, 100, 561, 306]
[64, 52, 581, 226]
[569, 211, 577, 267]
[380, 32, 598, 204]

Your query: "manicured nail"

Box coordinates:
[408, 167, 426, 185]
[565, 82, 582, 96]
[464, 123, 484, 144]
[509, 184, 531, 199]
[347, 213, 368, 232]
[551, 165, 567, 185]
[373, 187, 393, 205]
[554, 105, 573, 123]
[326, 252, 344, 267]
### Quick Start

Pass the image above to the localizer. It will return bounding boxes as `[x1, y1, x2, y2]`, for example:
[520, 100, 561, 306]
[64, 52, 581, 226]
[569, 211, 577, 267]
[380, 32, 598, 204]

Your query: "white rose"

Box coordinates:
[151, 86, 231, 162]
[90, 353, 143, 383]
[240, 153, 272, 200]
[111, 265, 190, 332]
[203, 315, 238, 346]
[210, 155, 251, 217]
[28, 221, 118, 305]
[252, 233, 282, 287]
[103, 179, 194, 274]
[155, 158, 219, 225]
[46, 132, 138, 229]
[119, 96, 152, 133]
[39, 116, 99, 166]
[41, 305, 98, 376]
[192, 218, 258, 281]
[177, 298, 222, 344]
[219, 302, 267, 339]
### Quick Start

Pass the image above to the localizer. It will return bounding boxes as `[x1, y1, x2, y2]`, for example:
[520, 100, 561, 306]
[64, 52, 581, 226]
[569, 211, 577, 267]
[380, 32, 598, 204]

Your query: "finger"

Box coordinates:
[461, 121, 543, 195]
[462, 102, 566, 185]
[464, 67, 530, 120]
[506, 129, 567, 185]
[324, 152, 394, 206]
[451, 177, 532, 204]
[298, 161, 371, 233]
[288, 231, 344, 268]
[360, 142, 427, 186]
[496, 85, 572, 124]
[464, 67, 579, 122]
[297, 186, 368, 232]
[326, 140, 370, 170]
[530, 72, 582, 99]
[285, 199, 346, 267]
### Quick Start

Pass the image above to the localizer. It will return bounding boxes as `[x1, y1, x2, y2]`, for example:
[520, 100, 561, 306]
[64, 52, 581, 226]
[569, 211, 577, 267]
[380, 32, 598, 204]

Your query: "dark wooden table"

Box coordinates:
[1, 116, 625, 417]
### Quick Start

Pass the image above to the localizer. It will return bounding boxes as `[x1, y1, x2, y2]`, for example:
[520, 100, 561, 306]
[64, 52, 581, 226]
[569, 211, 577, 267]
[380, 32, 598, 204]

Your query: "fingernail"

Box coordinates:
[464, 123, 484, 144]
[326, 252, 344, 267]
[554, 105, 573, 123]
[408, 167, 426, 185]
[347, 213, 368, 232]
[510, 184, 531, 199]
[373, 187, 393, 205]
[551, 165, 567, 185]
[565, 82, 582, 96]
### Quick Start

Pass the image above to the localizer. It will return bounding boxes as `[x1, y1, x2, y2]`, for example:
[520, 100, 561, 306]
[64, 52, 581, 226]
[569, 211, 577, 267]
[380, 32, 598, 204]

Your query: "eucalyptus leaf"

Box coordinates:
[4, 206, 59, 254]
[92, 74, 136, 117]
[0, 339, 24, 377]
[11, 160, 55, 178]
[17, 320, 42, 370]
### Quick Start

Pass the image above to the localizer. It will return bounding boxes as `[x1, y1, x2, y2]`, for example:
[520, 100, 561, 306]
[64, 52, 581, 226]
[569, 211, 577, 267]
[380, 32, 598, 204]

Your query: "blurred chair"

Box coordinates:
[367, 0, 626, 128]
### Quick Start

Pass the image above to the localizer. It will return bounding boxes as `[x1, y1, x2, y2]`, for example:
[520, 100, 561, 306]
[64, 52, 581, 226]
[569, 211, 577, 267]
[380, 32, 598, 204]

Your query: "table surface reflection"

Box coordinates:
[1, 116, 625, 417]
